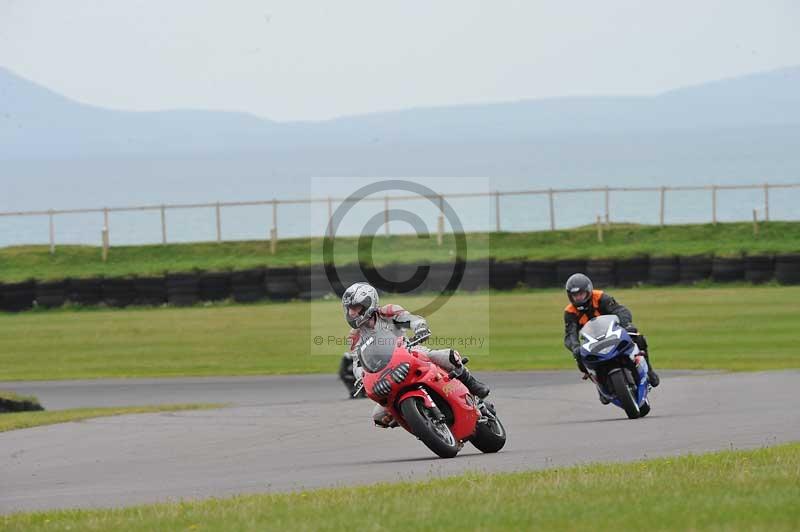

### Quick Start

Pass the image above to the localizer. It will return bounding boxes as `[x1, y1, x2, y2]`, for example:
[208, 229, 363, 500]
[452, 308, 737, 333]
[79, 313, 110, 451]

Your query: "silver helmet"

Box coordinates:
[342, 282, 379, 328]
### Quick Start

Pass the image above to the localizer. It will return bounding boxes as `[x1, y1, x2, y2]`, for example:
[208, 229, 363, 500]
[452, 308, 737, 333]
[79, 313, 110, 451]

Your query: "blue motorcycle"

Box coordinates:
[578, 315, 651, 419]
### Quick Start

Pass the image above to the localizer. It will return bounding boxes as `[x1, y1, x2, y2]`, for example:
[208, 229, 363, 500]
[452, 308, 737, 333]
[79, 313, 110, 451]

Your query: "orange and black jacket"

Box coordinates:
[563, 290, 633, 355]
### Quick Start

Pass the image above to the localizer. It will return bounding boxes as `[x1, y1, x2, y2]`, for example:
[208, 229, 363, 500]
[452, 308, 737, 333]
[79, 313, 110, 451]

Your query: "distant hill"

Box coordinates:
[2, 65, 800, 160]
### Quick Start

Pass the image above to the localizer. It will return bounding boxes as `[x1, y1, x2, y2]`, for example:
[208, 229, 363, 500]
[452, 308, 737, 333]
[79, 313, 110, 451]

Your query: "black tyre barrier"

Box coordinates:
[67, 278, 103, 306]
[615, 256, 649, 287]
[679, 255, 713, 284]
[459, 259, 491, 291]
[585, 259, 616, 287]
[102, 278, 137, 308]
[367, 263, 427, 295]
[522, 260, 557, 288]
[711, 257, 745, 283]
[0, 397, 44, 413]
[199, 272, 231, 301]
[648, 256, 680, 285]
[297, 264, 334, 300]
[36, 280, 68, 309]
[265, 267, 300, 301]
[775, 254, 800, 285]
[1, 281, 36, 312]
[134, 277, 167, 306]
[231, 268, 266, 303]
[556, 259, 587, 286]
[425, 262, 460, 294]
[166, 273, 200, 306]
[333, 263, 370, 297]
[6, 251, 798, 313]
[744, 255, 774, 284]
[490, 260, 524, 290]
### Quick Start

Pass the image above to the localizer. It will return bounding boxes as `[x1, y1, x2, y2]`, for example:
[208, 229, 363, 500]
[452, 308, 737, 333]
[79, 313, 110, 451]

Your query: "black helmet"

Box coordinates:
[565, 273, 593, 311]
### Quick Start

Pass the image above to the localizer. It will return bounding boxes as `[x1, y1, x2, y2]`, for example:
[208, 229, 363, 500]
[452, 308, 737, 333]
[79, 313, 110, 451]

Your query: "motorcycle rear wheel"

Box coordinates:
[609, 370, 640, 419]
[400, 397, 460, 458]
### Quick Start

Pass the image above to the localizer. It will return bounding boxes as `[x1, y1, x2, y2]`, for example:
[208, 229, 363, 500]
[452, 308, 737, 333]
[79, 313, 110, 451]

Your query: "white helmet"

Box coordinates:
[342, 282, 379, 328]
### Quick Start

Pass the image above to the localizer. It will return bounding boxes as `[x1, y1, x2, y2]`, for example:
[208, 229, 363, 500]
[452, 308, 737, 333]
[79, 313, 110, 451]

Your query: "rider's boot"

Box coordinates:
[338, 354, 357, 396]
[643, 353, 660, 387]
[458, 368, 490, 399]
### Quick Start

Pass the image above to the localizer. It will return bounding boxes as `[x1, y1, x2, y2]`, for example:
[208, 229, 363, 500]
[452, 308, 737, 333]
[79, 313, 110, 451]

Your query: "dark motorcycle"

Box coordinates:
[578, 315, 652, 419]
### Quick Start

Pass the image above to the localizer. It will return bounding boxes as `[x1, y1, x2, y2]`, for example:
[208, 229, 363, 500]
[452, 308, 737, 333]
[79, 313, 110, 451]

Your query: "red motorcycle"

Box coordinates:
[354, 327, 506, 458]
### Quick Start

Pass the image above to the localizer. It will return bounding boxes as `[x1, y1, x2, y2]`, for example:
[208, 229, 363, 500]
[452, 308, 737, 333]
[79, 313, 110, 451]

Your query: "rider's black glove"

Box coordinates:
[572, 347, 589, 378]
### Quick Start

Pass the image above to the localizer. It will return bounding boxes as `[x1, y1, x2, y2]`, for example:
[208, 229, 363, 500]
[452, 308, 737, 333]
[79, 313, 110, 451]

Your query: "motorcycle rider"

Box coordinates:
[341, 282, 490, 427]
[564, 273, 660, 400]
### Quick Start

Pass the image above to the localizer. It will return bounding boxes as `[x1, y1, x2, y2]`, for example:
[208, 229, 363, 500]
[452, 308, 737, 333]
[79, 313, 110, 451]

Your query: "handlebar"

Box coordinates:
[406, 333, 431, 349]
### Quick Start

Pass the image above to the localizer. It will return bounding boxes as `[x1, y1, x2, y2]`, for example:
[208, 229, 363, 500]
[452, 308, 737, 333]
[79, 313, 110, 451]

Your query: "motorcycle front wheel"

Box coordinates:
[609, 369, 640, 419]
[471, 411, 507, 453]
[400, 397, 460, 458]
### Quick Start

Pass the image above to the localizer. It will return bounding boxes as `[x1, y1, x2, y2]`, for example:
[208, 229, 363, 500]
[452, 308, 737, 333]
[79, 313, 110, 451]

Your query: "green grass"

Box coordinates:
[0, 285, 796, 380]
[0, 403, 223, 432]
[3, 443, 798, 531]
[1, 221, 798, 282]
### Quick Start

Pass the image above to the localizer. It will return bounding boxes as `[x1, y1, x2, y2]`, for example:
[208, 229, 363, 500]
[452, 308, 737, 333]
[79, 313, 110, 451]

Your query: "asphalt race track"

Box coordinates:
[1, 370, 798, 514]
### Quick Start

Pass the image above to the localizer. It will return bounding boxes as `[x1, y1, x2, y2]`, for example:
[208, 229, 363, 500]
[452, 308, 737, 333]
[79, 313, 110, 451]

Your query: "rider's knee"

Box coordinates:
[427, 348, 458, 371]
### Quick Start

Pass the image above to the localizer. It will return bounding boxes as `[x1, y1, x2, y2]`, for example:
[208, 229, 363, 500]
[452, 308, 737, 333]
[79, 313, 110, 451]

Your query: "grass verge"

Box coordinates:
[0, 285, 796, 380]
[3, 443, 799, 531]
[1, 221, 798, 281]
[0, 403, 223, 433]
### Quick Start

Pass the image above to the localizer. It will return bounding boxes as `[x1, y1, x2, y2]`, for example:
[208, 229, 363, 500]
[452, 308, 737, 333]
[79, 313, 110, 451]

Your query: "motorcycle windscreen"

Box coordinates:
[357, 327, 402, 373]
[579, 315, 623, 355]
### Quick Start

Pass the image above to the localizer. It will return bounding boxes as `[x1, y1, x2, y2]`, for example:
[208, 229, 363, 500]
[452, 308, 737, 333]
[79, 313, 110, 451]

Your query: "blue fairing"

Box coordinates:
[579, 315, 650, 409]
[635, 356, 649, 406]
[578, 315, 636, 362]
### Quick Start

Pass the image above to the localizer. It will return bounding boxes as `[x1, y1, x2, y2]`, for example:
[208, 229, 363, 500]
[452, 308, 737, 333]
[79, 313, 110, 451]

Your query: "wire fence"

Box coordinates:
[1, 182, 798, 254]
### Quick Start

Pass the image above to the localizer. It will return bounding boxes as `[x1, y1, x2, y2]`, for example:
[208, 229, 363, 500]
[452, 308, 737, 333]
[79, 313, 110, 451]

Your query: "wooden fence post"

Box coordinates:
[764, 183, 770, 222]
[548, 189, 555, 231]
[160, 205, 167, 244]
[753, 209, 759, 236]
[604, 186, 610, 226]
[103, 207, 110, 244]
[101, 227, 109, 262]
[327, 196, 333, 238]
[215, 202, 222, 243]
[659, 187, 666, 227]
[437, 195, 444, 246]
[48, 210, 55, 254]
[495, 190, 501, 232]
[270, 199, 278, 255]
[596, 215, 604, 242]
[711, 185, 717, 225]
[384, 195, 390, 236]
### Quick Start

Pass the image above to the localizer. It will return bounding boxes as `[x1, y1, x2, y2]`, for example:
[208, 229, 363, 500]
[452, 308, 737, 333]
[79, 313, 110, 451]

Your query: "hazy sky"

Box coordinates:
[1, 1, 799, 121]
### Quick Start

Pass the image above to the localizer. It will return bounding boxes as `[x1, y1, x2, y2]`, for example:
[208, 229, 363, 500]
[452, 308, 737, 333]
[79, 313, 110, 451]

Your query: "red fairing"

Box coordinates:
[362, 339, 480, 442]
